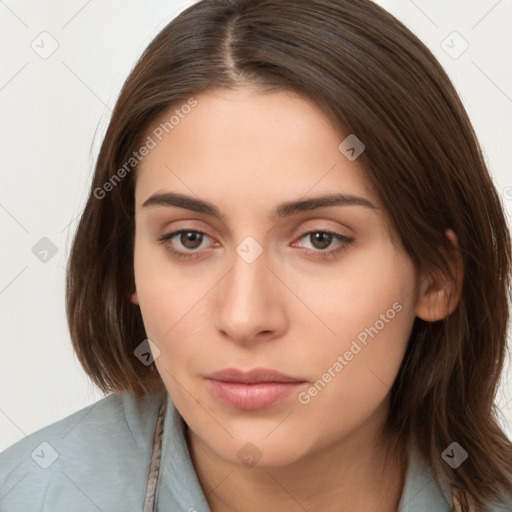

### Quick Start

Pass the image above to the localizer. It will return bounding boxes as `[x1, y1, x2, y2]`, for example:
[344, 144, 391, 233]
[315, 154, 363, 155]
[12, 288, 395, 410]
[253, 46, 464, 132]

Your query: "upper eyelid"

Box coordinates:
[160, 217, 354, 238]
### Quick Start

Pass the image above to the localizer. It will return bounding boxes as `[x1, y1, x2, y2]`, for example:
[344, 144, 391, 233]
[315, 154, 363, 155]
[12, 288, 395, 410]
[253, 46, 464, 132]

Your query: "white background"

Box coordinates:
[1, 0, 511, 453]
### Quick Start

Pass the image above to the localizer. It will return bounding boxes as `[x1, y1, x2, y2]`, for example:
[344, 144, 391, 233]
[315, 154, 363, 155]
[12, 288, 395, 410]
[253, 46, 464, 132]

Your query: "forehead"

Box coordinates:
[133, 87, 376, 211]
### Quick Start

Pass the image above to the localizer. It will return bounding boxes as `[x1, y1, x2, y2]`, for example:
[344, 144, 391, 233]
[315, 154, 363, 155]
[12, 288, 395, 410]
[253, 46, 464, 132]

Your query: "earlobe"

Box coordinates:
[415, 229, 464, 322]
[131, 290, 139, 305]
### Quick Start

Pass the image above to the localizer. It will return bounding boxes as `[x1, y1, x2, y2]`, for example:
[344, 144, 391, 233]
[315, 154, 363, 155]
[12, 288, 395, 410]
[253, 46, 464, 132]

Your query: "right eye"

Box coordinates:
[158, 229, 218, 260]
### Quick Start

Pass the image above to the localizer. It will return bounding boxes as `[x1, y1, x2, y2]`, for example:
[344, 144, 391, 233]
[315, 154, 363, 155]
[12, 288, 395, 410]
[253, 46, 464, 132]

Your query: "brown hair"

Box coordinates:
[65, 0, 512, 508]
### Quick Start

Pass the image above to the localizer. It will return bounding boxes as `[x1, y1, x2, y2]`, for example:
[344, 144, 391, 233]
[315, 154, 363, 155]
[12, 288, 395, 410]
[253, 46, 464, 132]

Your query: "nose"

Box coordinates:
[213, 242, 287, 346]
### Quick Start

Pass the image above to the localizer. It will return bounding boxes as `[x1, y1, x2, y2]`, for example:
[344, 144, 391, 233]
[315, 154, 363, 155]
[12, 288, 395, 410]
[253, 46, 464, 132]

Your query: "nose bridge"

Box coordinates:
[214, 235, 282, 341]
[226, 236, 270, 312]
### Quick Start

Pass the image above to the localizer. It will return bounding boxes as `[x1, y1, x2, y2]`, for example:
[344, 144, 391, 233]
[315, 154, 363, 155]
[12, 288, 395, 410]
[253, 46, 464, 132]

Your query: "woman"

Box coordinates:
[1, 0, 511, 510]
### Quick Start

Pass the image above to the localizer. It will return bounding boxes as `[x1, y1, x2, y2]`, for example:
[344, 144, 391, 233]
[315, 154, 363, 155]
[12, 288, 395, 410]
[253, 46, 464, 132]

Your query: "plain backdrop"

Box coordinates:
[1, 0, 511, 453]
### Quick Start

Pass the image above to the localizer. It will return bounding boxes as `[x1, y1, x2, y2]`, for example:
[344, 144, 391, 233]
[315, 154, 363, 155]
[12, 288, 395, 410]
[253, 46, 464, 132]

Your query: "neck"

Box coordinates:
[186, 414, 408, 512]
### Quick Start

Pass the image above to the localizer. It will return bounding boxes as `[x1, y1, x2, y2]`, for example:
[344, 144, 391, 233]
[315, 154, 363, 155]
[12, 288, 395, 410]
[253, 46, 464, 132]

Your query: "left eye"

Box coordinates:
[293, 230, 353, 260]
[297, 231, 348, 250]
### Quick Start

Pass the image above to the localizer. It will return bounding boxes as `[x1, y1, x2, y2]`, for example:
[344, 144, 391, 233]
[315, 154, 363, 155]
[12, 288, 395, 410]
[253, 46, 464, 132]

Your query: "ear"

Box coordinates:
[130, 290, 139, 305]
[415, 229, 464, 322]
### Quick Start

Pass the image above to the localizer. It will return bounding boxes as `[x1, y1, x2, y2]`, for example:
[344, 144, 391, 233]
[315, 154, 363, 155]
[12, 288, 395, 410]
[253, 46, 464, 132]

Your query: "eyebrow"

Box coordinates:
[141, 191, 377, 219]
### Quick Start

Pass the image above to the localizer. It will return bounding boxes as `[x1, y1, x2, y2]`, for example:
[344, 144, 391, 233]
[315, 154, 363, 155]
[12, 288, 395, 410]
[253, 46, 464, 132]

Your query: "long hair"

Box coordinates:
[65, 1, 512, 509]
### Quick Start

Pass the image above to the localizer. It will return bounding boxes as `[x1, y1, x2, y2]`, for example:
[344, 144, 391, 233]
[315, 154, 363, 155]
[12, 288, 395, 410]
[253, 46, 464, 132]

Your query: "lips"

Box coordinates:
[206, 368, 304, 384]
[205, 368, 307, 410]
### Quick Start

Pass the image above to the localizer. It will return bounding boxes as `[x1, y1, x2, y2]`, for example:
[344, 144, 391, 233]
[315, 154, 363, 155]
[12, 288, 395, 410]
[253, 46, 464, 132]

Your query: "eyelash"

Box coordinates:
[157, 228, 353, 261]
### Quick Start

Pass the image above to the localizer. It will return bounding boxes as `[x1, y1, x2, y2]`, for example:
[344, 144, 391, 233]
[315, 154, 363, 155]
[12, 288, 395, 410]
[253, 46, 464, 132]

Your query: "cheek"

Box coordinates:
[133, 241, 223, 386]
[133, 237, 208, 337]
[294, 239, 416, 340]
[294, 242, 417, 391]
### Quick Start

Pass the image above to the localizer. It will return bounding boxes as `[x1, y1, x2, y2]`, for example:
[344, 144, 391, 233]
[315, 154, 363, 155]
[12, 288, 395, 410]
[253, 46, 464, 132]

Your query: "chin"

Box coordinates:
[209, 432, 313, 469]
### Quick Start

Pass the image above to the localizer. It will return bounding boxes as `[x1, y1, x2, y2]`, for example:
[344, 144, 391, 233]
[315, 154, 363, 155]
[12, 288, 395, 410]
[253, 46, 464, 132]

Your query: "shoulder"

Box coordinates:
[399, 441, 512, 512]
[0, 391, 164, 512]
[398, 442, 452, 512]
[486, 491, 512, 512]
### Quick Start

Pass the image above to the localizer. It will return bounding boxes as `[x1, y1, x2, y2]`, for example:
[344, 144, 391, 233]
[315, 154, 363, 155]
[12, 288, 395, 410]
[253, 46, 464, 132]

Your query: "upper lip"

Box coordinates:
[205, 368, 306, 384]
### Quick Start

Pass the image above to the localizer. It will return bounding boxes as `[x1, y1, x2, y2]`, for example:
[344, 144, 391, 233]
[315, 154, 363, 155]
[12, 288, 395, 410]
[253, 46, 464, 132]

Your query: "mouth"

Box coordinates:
[204, 368, 308, 410]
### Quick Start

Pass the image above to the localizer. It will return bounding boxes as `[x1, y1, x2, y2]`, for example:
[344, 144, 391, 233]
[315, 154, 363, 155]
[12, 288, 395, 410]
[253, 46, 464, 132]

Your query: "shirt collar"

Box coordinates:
[397, 438, 452, 511]
[157, 392, 211, 512]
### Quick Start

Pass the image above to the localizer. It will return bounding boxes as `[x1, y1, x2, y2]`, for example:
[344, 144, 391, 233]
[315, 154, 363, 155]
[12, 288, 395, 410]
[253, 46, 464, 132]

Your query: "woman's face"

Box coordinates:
[131, 86, 421, 466]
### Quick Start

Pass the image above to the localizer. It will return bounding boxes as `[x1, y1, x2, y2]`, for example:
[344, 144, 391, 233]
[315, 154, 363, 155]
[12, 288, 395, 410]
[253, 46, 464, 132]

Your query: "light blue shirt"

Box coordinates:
[0, 391, 509, 511]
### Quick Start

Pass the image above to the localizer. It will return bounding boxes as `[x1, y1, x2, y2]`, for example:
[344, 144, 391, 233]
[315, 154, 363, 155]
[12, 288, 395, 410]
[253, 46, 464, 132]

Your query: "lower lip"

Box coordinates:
[206, 379, 305, 410]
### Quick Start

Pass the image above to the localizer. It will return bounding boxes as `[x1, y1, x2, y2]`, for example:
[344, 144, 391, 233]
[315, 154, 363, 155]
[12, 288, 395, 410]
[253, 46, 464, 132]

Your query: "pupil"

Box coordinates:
[181, 231, 202, 249]
[311, 232, 331, 249]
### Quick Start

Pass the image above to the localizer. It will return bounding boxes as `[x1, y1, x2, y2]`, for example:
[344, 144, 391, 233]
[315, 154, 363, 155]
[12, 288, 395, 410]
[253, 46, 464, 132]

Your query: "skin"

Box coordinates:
[130, 86, 463, 511]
